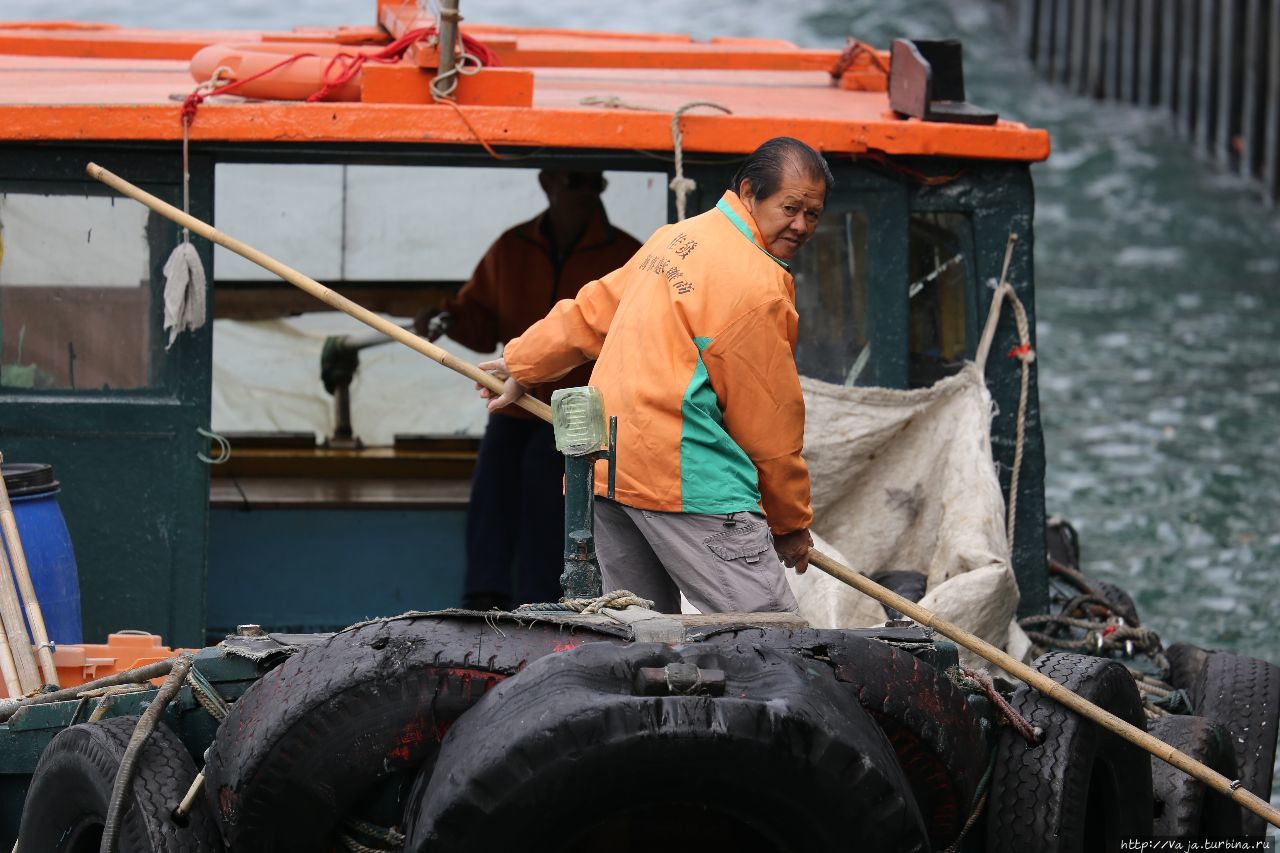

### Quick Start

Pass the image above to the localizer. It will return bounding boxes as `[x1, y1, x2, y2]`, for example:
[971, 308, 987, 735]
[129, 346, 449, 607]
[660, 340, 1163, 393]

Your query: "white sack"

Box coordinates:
[798, 364, 1020, 664]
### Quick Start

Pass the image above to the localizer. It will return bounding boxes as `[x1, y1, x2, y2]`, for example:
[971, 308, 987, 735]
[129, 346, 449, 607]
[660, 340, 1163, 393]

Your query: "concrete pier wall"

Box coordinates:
[996, 0, 1280, 205]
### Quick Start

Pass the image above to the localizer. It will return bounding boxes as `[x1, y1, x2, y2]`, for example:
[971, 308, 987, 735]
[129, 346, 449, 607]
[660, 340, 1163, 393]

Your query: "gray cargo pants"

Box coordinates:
[593, 498, 800, 615]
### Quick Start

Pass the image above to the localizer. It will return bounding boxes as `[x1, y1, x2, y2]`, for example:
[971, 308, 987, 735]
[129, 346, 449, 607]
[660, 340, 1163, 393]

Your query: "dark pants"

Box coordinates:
[463, 414, 565, 608]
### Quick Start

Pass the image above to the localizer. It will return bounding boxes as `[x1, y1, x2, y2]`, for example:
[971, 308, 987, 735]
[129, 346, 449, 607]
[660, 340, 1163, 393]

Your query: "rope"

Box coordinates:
[580, 96, 733, 219]
[180, 27, 499, 129]
[185, 671, 229, 720]
[338, 817, 405, 852]
[960, 667, 1039, 746]
[1019, 614, 1165, 661]
[830, 37, 891, 79]
[513, 589, 654, 615]
[974, 233, 1034, 546]
[669, 101, 732, 221]
[942, 750, 995, 853]
[100, 655, 194, 853]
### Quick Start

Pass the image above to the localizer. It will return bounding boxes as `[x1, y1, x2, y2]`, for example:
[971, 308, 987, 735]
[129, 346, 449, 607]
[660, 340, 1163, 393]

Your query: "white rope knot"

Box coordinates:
[560, 589, 655, 615]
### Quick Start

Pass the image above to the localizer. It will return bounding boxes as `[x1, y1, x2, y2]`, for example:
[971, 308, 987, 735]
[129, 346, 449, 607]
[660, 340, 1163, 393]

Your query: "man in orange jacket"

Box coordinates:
[477, 138, 832, 614]
[415, 170, 641, 610]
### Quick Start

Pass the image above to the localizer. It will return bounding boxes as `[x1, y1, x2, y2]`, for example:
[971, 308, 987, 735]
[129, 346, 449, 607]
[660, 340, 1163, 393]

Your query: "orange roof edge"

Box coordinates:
[0, 3, 1051, 164]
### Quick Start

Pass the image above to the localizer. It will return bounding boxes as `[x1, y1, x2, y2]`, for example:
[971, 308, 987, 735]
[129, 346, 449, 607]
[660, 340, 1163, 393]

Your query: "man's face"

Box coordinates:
[740, 169, 826, 261]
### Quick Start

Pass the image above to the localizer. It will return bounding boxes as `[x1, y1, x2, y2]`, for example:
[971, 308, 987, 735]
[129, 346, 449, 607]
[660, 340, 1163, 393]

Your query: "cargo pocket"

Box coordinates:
[703, 522, 771, 564]
[701, 520, 782, 612]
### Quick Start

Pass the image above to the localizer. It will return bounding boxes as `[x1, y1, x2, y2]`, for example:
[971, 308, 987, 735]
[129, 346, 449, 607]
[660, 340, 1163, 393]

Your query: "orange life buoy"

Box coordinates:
[189, 41, 397, 102]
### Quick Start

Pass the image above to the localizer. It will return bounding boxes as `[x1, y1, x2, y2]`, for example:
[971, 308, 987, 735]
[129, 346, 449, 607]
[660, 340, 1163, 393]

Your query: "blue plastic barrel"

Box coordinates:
[2, 463, 82, 645]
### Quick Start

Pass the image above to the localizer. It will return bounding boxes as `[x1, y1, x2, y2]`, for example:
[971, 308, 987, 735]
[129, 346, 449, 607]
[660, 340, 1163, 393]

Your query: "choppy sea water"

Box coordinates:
[11, 0, 1280, 806]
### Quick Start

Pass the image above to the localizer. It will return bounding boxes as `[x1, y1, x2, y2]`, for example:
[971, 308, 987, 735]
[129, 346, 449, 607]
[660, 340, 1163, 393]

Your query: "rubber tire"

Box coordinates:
[1089, 579, 1141, 627]
[1164, 642, 1209, 692]
[403, 640, 929, 853]
[204, 615, 621, 852]
[17, 715, 221, 853]
[987, 652, 1154, 853]
[819, 631, 989, 850]
[1186, 650, 1280, 836]
[1147, 715, 1243, 838]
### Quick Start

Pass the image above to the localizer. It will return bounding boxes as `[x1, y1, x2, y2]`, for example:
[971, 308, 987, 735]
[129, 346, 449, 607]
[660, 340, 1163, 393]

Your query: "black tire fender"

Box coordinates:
[1089, 579, 1141, 627]
[403, 640, 929, 853]
[821, 632, 989, 850]
[1147, 714, 1243, 838]
[203, 615, 621, 852]
[17, 715, 221, 853]
[1186, 650, 1280, 836]
[1164, 642, 1209, 692]
[987, 652, 1154, 853]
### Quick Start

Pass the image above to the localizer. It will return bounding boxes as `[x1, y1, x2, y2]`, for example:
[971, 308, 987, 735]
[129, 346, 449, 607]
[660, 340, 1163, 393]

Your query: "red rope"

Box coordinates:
[181, 27, 501, 127]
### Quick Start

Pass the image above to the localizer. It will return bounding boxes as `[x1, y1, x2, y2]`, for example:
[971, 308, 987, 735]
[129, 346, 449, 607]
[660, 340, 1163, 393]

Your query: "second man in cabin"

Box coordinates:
[415, 170, 641, 611]
[478, 137, 831, 614]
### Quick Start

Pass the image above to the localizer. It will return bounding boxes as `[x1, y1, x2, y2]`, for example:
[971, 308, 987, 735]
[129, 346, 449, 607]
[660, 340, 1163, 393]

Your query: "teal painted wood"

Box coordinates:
[206, 507, 466, 639]
[0, 146, 213, 648]
[906, 161, 1048, 615]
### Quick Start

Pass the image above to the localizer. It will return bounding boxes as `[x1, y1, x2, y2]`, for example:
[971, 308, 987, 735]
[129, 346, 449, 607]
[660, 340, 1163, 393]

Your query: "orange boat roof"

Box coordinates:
[0, 3, 1050, 162]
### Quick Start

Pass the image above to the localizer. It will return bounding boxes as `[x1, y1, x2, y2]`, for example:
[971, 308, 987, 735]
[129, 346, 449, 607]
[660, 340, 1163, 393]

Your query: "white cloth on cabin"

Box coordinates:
[162, 242, 207, 348]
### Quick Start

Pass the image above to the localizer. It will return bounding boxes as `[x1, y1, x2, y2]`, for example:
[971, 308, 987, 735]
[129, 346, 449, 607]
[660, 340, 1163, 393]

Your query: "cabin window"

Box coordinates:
[0, 193, 155, 391]
[908, 212, 972, 388]
[210, 164, 667, 445]
[793, 211, 870, 386]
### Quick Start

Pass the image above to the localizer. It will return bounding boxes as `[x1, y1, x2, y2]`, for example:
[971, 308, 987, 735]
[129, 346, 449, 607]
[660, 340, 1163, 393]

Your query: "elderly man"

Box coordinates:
[478, 138, 832, 614]
[418, 170, 641, 611]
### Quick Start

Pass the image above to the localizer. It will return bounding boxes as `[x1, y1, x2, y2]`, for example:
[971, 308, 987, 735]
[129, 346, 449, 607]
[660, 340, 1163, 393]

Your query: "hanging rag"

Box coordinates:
[162, 242, 207, 348]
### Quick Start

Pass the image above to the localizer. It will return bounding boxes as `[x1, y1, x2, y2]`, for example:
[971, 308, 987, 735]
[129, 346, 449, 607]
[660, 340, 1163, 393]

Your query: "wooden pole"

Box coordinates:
[0, 584, 21, 698]
[806, 548, 1280, 830]
[0, 454, 60, 687]
[0, 540, 40, 694]
[89, 162, 1280, 831]
[84, 163, 552, 423]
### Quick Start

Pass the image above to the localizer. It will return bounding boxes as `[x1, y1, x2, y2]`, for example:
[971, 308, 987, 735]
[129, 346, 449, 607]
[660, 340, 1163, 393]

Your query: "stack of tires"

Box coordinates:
[200, 619, 946, 852]
[18, 613, 1275, 851]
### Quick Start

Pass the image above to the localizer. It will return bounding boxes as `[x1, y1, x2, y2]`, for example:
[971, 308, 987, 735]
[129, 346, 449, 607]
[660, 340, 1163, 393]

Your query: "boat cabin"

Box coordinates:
[0, 2, 1051, 647]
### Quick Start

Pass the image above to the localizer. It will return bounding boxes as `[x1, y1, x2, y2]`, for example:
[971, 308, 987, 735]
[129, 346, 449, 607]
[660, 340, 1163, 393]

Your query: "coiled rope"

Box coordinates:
[513, 589, 654, 615]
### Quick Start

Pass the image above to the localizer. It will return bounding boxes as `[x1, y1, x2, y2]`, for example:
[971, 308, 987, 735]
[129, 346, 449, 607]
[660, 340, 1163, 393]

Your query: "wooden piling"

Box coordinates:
[1139, 0, 1157, 104]
[1216, 0, 1239, 168]
[1088, 0, 1106, 95]
[1265, 0, 1280, 203]
[1006, 0, 1279, 203]
[1161, 0, 1179, 110]
[1055, 0, 1073, 84]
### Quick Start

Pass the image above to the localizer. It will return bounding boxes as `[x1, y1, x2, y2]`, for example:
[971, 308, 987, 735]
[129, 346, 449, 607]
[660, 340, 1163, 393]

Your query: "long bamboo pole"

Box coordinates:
[0, 588, 21, 698]
[0, 454, 60, 687]
[83, 164, 551, 424]
[0, 547, 37, 695]
[87, 161, 1280, 831]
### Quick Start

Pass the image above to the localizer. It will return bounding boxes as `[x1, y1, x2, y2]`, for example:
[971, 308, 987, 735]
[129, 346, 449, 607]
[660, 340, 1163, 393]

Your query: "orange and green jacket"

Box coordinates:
[445, 203, 641, 418]
[504, 190, 812, 535]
